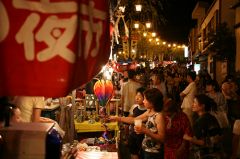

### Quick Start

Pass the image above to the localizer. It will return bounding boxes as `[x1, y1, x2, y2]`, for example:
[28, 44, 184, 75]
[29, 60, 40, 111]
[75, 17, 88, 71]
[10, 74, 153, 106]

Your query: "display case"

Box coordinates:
[0, 123, 62, 159]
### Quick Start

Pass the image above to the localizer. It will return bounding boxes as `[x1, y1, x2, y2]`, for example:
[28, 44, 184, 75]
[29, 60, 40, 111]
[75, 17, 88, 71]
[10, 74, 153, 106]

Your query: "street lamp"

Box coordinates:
[113, 0, 165, 61]
[146, 22, 151, 28]
[134, 23, 140, 29]
[135, 4, 142, 12]
[151, 32, 156, 37]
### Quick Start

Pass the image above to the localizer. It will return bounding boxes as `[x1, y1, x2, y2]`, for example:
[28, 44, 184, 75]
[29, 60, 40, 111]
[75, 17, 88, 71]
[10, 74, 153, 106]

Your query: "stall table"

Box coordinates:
[74, 121, 119, 133]
[75, 151, 118, 159]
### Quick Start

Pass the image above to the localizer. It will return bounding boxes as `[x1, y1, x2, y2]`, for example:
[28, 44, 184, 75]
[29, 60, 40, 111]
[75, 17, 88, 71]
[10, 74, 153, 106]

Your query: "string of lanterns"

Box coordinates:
[110, 0, 187, 61]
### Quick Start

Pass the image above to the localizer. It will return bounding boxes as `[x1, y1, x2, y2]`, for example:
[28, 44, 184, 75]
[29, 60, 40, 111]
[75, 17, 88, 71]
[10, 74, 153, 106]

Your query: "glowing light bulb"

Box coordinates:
[146, 22, 151, 28]
[152, 32, 156, 37]
[135, 4, 142, 12]
[134, 23, 139, 29]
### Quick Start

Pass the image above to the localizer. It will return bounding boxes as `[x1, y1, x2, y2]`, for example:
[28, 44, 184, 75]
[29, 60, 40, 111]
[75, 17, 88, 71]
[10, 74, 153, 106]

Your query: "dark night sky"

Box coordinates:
[111, 0, 207, 44]
[158, 0, 198, 44]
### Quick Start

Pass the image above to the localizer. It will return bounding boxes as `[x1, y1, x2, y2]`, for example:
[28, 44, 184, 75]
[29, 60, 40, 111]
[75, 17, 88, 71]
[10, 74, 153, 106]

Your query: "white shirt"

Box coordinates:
[181, 81, 197, 109]
[121, 80, 141, 112]
[13, 96, 45, 122]
[129, 104, 146, 116]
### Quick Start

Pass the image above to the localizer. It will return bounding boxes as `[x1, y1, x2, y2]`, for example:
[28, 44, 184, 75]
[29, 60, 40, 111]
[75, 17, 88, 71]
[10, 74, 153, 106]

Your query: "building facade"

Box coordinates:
[189, 0, 237, 83]
[232, 1, 240, 73]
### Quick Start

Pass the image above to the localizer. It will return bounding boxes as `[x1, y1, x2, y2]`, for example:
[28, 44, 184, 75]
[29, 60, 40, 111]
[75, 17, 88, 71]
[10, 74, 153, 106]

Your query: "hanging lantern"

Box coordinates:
[135, 4, 142, 12]
[134, 23, 139, 29]
[0, 0, 110, 97]
[152, 32, 156, 37]
[146, 22, 151, 28]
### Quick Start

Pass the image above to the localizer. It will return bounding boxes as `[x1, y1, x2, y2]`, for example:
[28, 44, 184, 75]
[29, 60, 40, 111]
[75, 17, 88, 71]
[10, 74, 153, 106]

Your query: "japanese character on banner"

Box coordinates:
[0, 0, 110, 97]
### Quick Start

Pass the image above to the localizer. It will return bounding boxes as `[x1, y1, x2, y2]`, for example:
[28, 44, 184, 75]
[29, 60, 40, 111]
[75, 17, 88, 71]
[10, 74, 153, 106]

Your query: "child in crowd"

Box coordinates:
[128, 87, 147, 159]
[0, 97, 22, 127]
[110, 88, 165, 159]
[9, 104, 23, 124]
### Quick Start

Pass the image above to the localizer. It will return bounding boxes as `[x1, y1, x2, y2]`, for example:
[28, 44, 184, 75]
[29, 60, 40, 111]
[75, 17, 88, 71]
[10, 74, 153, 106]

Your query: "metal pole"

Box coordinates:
[128, 0, 133, 60]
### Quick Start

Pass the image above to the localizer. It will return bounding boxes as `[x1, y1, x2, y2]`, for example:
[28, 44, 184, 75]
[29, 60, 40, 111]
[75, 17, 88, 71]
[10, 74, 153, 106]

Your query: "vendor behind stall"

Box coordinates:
[11, 96, 65, 138]
[11, 96, 45, 123]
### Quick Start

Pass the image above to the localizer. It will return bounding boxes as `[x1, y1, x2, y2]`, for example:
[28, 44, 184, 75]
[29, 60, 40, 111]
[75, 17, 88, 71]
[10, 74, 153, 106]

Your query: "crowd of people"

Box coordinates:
[0, 63, 240, 159]
[110, 63, 240, 159]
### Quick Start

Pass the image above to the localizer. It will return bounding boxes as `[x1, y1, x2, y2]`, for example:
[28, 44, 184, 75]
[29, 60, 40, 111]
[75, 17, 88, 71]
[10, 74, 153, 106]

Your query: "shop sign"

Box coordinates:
[0, 0, 110, 97]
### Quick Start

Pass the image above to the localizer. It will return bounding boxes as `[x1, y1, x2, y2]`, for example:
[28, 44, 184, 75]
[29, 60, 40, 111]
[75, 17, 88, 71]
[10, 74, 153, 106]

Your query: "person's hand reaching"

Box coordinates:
[108, 116, 119, 122]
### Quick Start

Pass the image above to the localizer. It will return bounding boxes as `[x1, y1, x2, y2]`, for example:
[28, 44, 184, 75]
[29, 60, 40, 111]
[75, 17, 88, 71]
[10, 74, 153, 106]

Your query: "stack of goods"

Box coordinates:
[61, 136, 117, 158]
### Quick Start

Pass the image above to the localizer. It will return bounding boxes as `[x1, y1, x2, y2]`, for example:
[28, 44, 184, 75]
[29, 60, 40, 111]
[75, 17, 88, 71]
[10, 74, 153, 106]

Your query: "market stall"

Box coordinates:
[58, 78, 121, 158]
[75, 120, 119, 134]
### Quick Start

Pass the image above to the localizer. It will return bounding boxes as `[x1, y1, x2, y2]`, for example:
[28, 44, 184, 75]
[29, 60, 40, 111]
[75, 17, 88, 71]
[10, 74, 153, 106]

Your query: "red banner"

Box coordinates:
[0, 0, 110, 97]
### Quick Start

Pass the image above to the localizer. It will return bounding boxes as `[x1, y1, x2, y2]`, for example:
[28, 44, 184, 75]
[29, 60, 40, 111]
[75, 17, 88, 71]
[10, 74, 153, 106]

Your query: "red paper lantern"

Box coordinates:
[0, 0, 110, 97]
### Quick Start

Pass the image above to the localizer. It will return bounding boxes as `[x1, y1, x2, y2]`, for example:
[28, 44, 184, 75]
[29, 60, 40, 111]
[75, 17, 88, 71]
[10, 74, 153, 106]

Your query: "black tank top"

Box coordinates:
[133, 106, 147, 117]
